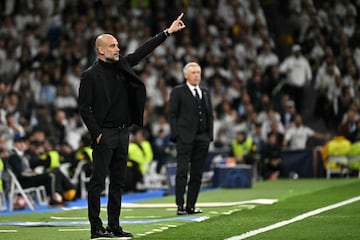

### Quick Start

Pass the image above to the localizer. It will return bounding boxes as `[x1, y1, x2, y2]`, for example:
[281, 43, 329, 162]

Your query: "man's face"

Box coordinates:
[185, 65, 201, 86]
[15, 140, 27, 152]
[236, 132, 245, 143]
[295, 115, 302, 126]
[103, 36, 120, 62]
[97, 35, 120, 62]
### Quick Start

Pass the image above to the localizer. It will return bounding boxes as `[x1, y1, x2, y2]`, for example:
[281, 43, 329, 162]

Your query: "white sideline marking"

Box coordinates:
[51, 216, 87, 220]
[225, 195, 360, 240]
[193, 216, 209, 222]
[58, 228, 89, 232]
[0, 230, 18, 233]
[167, 225, 177, 227]
[124, 215, 161, 219]
[122, 199, 277, 208]
[61, 199, 277, 211]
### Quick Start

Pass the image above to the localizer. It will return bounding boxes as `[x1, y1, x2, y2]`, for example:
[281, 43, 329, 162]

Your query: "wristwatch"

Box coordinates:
[164, 28, 171, 37]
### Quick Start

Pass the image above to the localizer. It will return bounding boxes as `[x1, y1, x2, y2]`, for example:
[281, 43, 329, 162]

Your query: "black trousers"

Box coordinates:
[175, 132, 210, 208]
[20, 173, 55, 199]
[51, 168, 75, 196]
[88, 127, 129, 230]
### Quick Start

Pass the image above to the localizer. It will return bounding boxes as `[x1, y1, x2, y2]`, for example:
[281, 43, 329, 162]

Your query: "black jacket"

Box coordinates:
[169, 84, 214, 143]
[78, 32, 167, 143]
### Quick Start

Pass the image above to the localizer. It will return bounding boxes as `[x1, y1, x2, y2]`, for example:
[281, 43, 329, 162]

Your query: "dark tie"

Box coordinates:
[194, 88, 200, 100]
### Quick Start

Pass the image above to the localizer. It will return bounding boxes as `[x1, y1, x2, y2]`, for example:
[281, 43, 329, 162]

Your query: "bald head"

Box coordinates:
[95, 34, 113, 49]
[95, 34, 120, 62]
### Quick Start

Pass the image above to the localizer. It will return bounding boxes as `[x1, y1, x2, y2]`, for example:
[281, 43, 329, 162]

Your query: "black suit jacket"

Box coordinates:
[169, 84, 214, 143]
[78, 32, 167, 143]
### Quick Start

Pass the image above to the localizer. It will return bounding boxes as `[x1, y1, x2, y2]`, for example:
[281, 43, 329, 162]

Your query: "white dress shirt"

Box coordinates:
[186, 82, 202, 99]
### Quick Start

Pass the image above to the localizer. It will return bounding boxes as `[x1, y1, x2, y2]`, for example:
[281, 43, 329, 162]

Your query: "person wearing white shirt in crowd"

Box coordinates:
[313, 56, 342, 120]
[279, 44, 312, 114]
[314, 57, 341, 91]
[256, 41, 279, 73]
[283, 114, 329, 150]
[258, 107, 284, 141]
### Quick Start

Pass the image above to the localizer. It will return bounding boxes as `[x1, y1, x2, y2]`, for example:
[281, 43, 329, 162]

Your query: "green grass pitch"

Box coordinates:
[0, 178, 359, 240]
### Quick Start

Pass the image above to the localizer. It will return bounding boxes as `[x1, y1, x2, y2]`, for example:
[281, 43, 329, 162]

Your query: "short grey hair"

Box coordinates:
[183, 62, 201, 75]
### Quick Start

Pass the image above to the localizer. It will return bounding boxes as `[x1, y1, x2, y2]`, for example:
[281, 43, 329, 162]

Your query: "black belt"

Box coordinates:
[102, 123, 129, 129]
[118, 123, 129, 129]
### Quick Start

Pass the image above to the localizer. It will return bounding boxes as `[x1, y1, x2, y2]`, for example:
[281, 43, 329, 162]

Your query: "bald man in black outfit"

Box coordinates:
[78, 13, 185, 239]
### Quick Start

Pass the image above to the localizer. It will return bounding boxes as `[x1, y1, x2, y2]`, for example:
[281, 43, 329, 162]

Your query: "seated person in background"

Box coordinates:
[26, 137, 77, 201]
[267, 121, 284, 146]
[230, 131, 255, 165]
[7, 134, 64, 206]
[126, 128, 154, 192]
[280, 100, 297, 130]
[0, 135, 7, 193]
[39, 138, 62, 171]
[70, 134, 93, 178]
[69, 134, 93, 198]
[153, 128, 174, 174]
[261, 132, 283, 180]
[320, 133, 352, 173]
[57, 141, 75, 166]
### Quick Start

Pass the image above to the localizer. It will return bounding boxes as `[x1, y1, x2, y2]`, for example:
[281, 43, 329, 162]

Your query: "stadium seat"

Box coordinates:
[137, 161, 168, 191]
[79, 170, 89, 199]
[7, 169, 48, 211]
[0, 191, 6, 211]
[68, 161, 86, 185]
[326, 156, 349, 179]
[347, 156, 360, 178]
[62, 161, 94, 199]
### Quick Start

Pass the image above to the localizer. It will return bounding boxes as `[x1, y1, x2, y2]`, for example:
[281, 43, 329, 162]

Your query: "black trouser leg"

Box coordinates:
[87, 128, 129, 230]
[88, 144, 111, 230]
[186, 139, 209, 208]
[107, 129, 129, 228]
[175, 133, 209, 208]
[175, 142, 191, 207]
[21, 173, 55, 199]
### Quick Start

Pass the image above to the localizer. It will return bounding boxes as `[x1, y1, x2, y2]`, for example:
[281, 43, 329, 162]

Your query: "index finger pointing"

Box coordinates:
[177, 12, 184, 20]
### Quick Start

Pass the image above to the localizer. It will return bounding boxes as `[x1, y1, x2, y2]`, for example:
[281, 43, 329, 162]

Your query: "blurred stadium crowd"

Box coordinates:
[0, 0, 360, 183]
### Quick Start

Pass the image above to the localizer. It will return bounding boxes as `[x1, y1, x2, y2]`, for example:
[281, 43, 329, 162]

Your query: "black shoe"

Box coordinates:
[106, 226, 133, 238]
[177, 205, 187, 215]
[48, 200, 66, 208]
[91, 227, 114, 239]
[186, 207, 203, 214]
